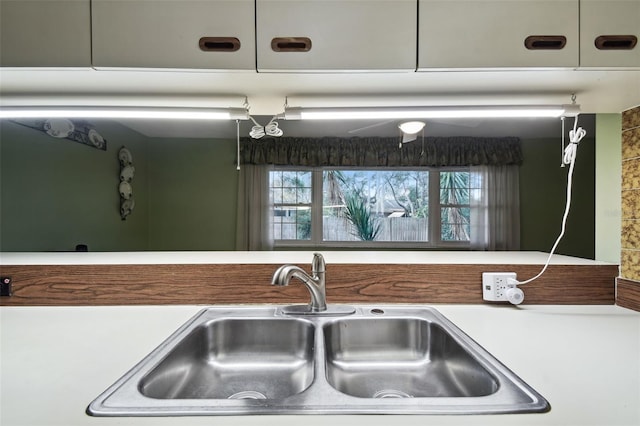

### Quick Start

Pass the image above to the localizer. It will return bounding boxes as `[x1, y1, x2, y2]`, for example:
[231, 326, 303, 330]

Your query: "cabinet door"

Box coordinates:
[256, 0, 417, 71]
[418, 0, 579, 69]
[0, 0, 91, 67]
[580, 0, 640, 68]
[92, 0, 254, 70]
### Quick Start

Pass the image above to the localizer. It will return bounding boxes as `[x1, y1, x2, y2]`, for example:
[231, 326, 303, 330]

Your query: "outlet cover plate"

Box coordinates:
[482, 272, 517, 302]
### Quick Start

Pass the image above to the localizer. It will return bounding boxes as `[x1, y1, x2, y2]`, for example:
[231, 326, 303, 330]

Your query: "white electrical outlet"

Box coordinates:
[482, 272, 518, 302]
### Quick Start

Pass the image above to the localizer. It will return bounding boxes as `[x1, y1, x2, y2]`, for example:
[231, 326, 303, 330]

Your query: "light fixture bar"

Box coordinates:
[284, 104, 580, 120]
[0, 106, 250, 120]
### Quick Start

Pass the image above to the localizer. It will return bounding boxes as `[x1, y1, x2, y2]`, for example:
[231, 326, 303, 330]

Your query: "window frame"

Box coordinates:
[271, 166, 471, 249]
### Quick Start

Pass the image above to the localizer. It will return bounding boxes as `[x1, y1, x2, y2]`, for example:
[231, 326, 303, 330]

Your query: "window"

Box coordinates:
[269, 167, 473, 248]
[270, 170, 312, 241]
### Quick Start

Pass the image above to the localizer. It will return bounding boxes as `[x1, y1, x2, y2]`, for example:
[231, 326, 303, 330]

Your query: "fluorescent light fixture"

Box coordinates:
[284, 104, 581, 120]
[0, 106, 250, 120]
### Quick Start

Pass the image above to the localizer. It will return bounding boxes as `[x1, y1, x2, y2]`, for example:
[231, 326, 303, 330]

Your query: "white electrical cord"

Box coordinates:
[249, 115, 266, 139]
[248, 114, 284, 139]
[264, 116, 283, 137]
[514, 115, 587, 286]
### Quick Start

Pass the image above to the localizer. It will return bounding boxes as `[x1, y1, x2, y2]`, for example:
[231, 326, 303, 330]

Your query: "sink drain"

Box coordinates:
[372, 389, 413, 399]
[228, 391, 267, 400]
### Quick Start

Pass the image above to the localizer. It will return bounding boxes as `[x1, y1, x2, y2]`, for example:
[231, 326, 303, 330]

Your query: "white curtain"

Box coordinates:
[470, 165, 520, 250]
[235, 164, 273, 251]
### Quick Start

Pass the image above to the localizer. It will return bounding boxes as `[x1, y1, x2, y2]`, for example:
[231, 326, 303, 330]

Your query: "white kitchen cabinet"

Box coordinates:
[418, 0, 579, 69]
[256, 0, 417, 72]
[91, 0, 255, 70]
[580, 0, 640, 68]
[0, 0, 91, 67]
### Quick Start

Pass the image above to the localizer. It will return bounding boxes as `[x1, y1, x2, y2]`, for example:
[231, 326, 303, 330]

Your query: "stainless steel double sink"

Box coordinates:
[87, 305, 549, 416]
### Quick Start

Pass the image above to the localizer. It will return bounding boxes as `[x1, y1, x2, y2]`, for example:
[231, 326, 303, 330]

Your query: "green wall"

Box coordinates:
[1, 118, 598, 257]
[0, 120, 239, 251]
[0, 119, 149, 251]
[594, 114, 622, 263]
[146, 137, 238, 250]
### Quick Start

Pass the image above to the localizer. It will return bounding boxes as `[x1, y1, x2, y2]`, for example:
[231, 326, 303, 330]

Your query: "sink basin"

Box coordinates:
[139, 318, 314, 400]
[88, 306, 549, 416]
[324, 318, 498, 398]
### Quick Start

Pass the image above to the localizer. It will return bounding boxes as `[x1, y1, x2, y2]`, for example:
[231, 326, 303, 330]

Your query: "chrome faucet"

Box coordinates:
[271, 252, 327, 312]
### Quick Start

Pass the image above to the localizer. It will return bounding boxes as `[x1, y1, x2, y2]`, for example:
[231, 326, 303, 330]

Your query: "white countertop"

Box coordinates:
[1, 304, 638, 426]
[0, 251, 616, 265]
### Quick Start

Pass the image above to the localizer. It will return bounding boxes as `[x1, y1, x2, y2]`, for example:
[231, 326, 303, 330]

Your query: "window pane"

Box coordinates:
[270, 171, 282, 187]
[322, 170, 429, 242]
[440, 171, 470, 205]
[270, 188, 282, 204]
[441, 207, 470, 241]
[271, 206, 311, 240]
[297, 187, 311, 204]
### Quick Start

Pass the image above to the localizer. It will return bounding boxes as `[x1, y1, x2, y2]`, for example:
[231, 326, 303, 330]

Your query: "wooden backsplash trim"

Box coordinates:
[617, 278, 640, 311]
[0, 263, 617, 306]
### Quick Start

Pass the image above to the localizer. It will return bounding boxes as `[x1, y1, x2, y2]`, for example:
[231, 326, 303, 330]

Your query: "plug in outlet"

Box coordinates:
[482, 272, 518, 302]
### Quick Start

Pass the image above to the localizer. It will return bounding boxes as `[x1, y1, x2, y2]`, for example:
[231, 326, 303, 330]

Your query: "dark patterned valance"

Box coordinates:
[240, 136, 522, 167]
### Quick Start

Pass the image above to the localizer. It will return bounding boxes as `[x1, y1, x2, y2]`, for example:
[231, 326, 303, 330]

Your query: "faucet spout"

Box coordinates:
[271, 253, 327, 312]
